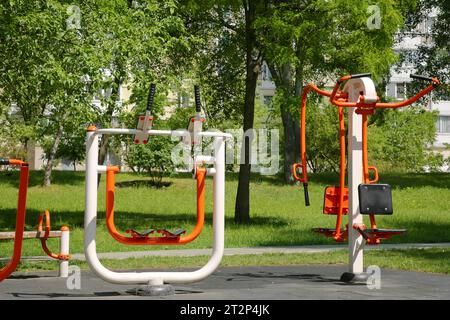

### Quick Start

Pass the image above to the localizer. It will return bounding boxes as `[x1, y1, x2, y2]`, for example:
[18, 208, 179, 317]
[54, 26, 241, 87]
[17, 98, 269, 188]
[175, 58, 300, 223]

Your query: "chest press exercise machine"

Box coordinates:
[293, 73, 440, 282]
[84, 84, 231, 295]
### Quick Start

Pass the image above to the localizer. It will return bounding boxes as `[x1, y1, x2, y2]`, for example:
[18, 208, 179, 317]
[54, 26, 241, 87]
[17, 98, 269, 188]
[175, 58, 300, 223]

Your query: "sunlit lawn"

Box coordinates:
[1, 170, 450, 273]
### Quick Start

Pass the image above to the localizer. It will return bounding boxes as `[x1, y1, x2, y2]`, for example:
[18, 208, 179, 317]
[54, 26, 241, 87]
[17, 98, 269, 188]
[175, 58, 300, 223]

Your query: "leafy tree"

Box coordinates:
[400, 1, 450, 98]
[256, 0, 418, 183]
[0, 0, 97, 185]
[76, 0, 191, 169]
[179, 0, 268, 223]
[0, 0, 192, 185]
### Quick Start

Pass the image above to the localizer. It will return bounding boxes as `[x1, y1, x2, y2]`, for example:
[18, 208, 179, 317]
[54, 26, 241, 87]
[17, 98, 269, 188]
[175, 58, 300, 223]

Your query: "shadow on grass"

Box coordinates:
[309, 172, 450, 190]
[251, 219, 450, 247]
[0, 208, 290, 232]
[1, 207, 449, 248]
[0, 170, 85, 188]
[116, 180, 172, 189]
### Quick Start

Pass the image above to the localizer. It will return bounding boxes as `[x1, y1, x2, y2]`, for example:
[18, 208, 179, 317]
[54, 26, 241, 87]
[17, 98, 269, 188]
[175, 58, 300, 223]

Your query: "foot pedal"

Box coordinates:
[126, 228, 186, 239]
[353, 224, 406, 245]
[126, 229, 155, 238]
[312, 227, 348, 242]
[155, 229, 187, 238]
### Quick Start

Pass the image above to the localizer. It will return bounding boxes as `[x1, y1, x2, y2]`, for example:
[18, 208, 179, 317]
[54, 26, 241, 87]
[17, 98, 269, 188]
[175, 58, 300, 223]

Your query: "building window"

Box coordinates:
[396, 82, 406, 99]
[386, 83, 396, 98]
[261, 63, 272, 81]
[178, 92, 190, 108]
[263, 95, 273, 108]
[437, 116, 450, 133]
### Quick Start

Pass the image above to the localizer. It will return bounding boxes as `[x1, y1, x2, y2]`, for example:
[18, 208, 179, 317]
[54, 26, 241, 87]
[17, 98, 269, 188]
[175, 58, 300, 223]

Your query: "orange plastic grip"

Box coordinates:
[368, 166, 379, 184]
[292, 163, 304, 182]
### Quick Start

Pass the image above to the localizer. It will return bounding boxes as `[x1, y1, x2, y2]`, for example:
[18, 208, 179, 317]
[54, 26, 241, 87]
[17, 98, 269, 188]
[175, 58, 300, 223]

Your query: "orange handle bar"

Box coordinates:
[292, 163, 305, 182]
[0, 163, 29, 282]
[368, 166, 379, 184]
[0, 159, 26, 166]
[38, 211, 69, 261]
[105, 166, 206, 245]
[330, 74, 440, 109]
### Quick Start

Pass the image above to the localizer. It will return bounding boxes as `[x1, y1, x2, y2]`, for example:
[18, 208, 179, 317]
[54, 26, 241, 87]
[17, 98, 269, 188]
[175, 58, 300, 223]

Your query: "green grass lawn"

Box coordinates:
[1, 170, 450, 273]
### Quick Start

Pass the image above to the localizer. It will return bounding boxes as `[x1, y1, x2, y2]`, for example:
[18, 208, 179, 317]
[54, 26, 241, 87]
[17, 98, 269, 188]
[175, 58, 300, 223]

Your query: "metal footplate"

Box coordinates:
[353, 224, 407, 245]
[126, 228, 186, 239]
[312, 227, 348, 242]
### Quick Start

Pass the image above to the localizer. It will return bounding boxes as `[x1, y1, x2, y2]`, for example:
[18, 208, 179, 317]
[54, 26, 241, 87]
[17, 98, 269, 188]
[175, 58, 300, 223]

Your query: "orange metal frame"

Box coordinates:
[105, 166, 206, 245]
[293, 75, 440, 243]
[0, 160, 29, 282]
[37, 210, 70, 260]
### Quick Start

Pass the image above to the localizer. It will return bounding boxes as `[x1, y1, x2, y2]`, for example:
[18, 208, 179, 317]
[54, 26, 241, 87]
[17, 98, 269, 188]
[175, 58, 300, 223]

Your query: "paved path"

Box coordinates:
[2, 265, 450, 300]
[8, 242, 450, 262]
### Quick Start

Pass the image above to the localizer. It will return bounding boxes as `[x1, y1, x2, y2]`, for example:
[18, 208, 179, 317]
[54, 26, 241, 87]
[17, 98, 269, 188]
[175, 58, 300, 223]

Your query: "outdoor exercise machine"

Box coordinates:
[0, 159, 69, 282]
[84, 84, 231, 295]
[293, 73, 440, 282]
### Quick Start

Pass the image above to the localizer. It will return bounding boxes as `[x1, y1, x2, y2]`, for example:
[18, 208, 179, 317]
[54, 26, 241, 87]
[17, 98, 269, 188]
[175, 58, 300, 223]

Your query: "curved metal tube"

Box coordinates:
[105, 166, 206, 245]
[0, 161, 29, 282]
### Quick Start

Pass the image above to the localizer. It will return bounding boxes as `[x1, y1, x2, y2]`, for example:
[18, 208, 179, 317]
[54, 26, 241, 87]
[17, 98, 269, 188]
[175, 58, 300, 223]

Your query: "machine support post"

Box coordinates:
[347, 106, 364, 275]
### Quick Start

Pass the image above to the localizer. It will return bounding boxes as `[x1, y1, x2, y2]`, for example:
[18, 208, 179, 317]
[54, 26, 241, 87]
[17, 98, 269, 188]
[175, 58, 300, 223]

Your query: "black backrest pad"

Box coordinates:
[358, 184, 393, 215]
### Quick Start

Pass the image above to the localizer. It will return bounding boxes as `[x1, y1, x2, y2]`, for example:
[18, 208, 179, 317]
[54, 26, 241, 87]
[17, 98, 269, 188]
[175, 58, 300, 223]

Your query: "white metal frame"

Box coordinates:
[59, 227, 70, 277]
[84, 128, 231, 285]
[343, 78, 378, 275]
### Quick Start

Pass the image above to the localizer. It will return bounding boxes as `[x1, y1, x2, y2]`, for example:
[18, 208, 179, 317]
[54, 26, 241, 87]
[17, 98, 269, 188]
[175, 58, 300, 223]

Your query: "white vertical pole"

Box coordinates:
[212, 137, 225, 265]
[59, 226, 70, 278]
[348, 107, 364, 274]
[84, 130, 100, 273]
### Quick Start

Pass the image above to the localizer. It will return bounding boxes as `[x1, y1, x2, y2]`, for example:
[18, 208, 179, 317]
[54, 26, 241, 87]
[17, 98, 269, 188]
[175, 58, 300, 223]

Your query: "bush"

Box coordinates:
[124, 136, 175, 187]
[368, 107, 443, 172]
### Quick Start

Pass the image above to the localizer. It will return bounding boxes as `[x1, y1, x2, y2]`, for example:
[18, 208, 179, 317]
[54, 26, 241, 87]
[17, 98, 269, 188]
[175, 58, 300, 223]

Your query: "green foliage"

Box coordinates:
[368, 107, 443, 172]
[400, 0, 450, 99]
[305, 101, 342, 173]
[124, 137, 175, 187]
[179, 1, 246, 128]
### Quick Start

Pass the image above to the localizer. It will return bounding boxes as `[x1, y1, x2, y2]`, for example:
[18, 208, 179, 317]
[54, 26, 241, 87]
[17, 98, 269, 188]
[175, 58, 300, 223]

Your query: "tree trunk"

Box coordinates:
[234, 1, 263, 224]
[265, 62, 303, 184]
[280, 106, 300, 183]
[43, 113, 67, 187]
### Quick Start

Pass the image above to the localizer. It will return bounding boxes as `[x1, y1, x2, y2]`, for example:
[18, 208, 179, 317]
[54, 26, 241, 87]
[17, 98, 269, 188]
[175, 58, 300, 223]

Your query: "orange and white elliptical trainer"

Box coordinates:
[83, 83, 231, 295]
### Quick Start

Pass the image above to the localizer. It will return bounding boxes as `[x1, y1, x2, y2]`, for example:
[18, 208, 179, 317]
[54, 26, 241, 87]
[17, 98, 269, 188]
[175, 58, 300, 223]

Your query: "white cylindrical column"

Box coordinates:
[348, 108, 364, 274]
[59, 226, 70, 278]
[84, 130, 101, 276]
